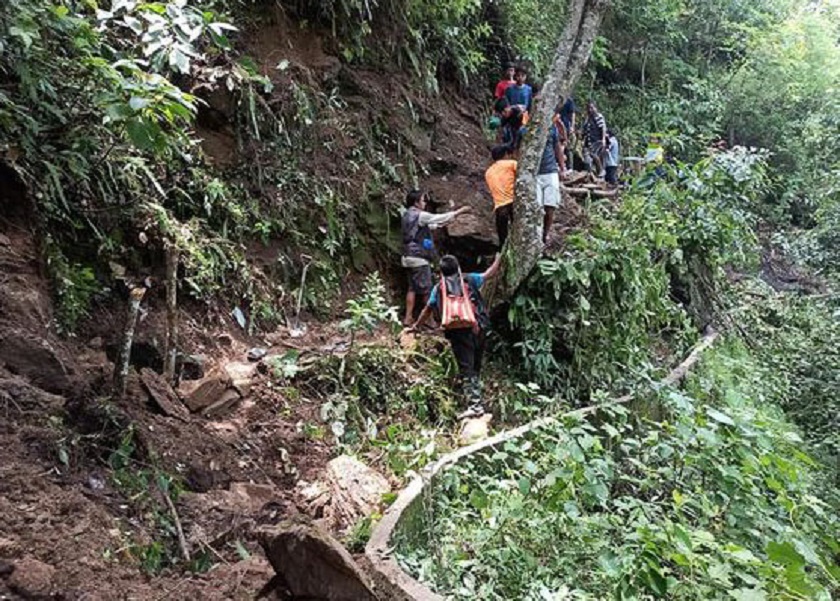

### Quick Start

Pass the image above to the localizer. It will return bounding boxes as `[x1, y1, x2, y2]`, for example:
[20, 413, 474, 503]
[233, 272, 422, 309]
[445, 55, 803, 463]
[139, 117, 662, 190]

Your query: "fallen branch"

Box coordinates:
[660, 331, 718, 387]
[198, 537, 230, 566]
[160, 484, 191, 562]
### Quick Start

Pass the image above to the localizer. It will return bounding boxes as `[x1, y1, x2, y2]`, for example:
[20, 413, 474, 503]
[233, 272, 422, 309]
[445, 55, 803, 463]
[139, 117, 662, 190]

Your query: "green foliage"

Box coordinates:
[396, 342, 840, 599]
[46, 242, 100, 333]
[1, 0, 411, 323]
[266, 350, 303, 382]
[107, 426, 189, 574]
[0, 0, 262, 307]
[496, 0, 568, 78]
[345, 513, 379, 553]
[598, 0, 840, 249]
[507, 149, 767, 399]
[341, 272, 400, 338]
[310, 0, 492, 89]
[732, 282, 840, 472]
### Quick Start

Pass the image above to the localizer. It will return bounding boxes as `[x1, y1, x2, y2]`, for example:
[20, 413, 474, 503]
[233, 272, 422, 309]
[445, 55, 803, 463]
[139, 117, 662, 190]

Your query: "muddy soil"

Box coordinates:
[0, 10, 587, 599]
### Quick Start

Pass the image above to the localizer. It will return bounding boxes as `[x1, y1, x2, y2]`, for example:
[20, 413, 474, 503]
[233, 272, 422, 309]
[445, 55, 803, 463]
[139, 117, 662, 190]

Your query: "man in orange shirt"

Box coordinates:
[484, 145, 517, 247]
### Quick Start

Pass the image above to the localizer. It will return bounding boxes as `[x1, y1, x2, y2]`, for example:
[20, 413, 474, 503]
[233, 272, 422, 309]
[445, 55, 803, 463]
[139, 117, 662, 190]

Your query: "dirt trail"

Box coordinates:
[0, 15, 499, 599]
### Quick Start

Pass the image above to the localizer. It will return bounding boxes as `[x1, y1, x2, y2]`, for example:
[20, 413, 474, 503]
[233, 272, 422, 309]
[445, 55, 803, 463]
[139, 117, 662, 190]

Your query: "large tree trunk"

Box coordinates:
[496, 0, 610, 302]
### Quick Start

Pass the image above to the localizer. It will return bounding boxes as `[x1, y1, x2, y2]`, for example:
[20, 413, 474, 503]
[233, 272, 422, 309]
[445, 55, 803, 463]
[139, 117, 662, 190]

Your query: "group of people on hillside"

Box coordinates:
[400, 62, 658, 420]
[487, 64, 622, 246]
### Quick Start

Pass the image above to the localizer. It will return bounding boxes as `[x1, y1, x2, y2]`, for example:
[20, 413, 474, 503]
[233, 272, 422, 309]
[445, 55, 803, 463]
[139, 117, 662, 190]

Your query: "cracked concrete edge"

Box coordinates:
[364, 331, 718, 600]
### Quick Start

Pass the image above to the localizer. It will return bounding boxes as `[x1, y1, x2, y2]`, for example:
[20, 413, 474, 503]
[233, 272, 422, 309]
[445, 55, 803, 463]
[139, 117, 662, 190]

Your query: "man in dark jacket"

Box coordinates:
[401, 189, 470, 325]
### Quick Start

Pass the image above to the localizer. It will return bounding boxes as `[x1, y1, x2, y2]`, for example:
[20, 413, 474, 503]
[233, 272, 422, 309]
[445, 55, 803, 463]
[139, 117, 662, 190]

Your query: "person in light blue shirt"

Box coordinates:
[504, 66, 533, 113]
[605, 129, 620, 187]
[407, 253, 502, 418]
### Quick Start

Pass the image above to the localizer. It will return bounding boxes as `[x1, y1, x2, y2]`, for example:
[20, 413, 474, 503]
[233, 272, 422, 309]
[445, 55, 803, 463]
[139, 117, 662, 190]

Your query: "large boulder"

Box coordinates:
[425, 182, 498, 256]
[323, 456, 390, 533]
[259, 519, 378, 601]
[0, 329, 71, 394]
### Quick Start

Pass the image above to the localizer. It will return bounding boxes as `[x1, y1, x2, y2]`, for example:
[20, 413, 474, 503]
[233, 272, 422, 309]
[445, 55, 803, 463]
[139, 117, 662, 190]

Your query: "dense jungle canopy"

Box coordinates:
[0, 0, 838, 599]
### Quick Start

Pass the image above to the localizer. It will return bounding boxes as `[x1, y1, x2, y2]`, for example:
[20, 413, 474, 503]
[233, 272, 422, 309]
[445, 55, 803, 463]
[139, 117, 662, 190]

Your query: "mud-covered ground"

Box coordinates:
[0, 9, 596, 599]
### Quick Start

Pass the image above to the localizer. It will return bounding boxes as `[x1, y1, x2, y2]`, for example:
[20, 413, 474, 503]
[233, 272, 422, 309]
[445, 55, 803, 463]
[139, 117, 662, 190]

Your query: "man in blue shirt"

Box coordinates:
[504, 66, 533, 114]
[407, 253, 502, 418]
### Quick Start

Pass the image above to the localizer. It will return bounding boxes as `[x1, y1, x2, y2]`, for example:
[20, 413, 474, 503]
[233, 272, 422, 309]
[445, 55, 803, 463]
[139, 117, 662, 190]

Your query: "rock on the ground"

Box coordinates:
[247, 347, 267, 361]
[223, 361, 258, 396]
[426, 182, 497, 253]
[0, 371, 65, 412]
[259, 519, 378, 601]
[7, 556, 55, 599]
[201, 388, 242, 418]
[0, 331, 71, 394]
[296, 480, 331, 518]
[458, 413, 493, 446]
[323, 455, 390, 533]
[182, 371, 231, 412]
[140, 368, 188, 420]
[398, 331, 418, 351]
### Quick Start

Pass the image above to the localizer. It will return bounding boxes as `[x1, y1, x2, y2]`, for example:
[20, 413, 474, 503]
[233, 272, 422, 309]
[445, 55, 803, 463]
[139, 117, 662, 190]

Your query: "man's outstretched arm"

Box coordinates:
[481, 253, 502, 280]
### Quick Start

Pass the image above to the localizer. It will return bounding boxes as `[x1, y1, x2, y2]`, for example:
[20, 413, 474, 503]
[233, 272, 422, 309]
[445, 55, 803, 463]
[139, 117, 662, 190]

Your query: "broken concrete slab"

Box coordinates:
[259, 519, 378, 601]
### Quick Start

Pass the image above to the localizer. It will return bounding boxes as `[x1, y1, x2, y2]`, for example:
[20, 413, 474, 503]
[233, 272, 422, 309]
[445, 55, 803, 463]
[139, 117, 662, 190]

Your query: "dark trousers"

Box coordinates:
[445, 328, 485, 377]
[495, 204, 513, 248]
[605, 165, 618, 185]
[445, 328, 486, 403]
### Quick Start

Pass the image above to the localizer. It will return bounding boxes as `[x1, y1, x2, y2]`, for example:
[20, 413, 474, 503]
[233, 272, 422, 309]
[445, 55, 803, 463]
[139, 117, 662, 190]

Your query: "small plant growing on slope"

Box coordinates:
[340, 271, 400, 350]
